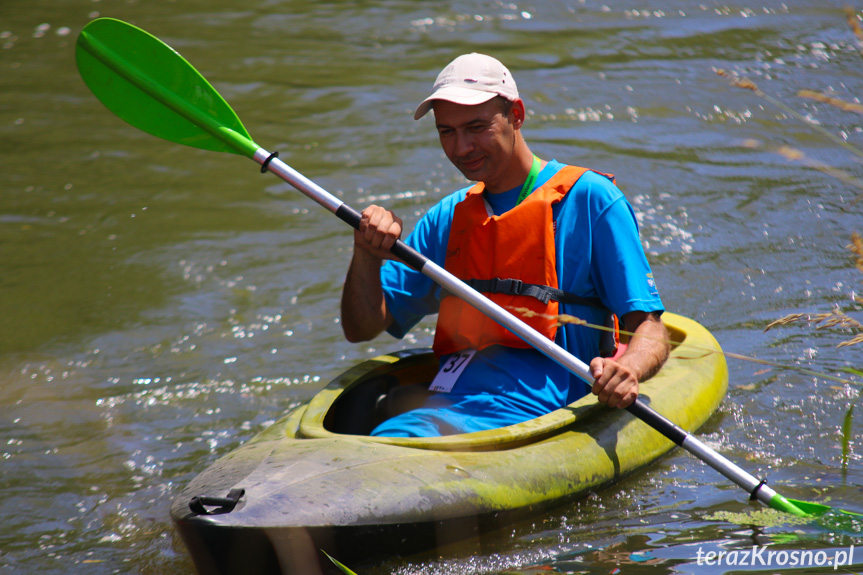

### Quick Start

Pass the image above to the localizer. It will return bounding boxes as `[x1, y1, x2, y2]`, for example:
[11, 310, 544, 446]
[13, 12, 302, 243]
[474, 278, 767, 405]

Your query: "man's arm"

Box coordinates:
[589, 310, 669, 409]
[340, 205, 402, 343]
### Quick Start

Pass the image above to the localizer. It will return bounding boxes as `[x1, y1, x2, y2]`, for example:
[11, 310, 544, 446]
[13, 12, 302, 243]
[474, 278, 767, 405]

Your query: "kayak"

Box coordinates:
[171, 312, 727, 574]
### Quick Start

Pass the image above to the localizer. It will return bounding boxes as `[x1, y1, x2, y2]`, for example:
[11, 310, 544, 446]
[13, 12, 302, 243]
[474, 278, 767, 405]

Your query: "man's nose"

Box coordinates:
[454, 130, 474, 156]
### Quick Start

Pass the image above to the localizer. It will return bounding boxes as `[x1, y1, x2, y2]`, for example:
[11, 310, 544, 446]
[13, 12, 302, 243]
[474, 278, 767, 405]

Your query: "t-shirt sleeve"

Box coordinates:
[380, 193, 461, 339]
[588, 178, 664, 317]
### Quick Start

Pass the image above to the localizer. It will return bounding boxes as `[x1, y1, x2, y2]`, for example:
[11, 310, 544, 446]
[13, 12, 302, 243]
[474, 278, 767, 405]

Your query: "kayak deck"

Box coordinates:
[171, 312, 728, 574]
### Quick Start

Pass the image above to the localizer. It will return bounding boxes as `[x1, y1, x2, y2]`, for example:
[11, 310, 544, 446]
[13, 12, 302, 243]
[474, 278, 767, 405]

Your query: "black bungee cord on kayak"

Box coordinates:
[189, 488, 245, 516]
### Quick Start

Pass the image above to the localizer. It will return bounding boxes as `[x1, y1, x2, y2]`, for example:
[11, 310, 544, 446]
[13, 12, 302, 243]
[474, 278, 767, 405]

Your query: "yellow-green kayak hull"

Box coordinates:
[171, 313, 727, 574]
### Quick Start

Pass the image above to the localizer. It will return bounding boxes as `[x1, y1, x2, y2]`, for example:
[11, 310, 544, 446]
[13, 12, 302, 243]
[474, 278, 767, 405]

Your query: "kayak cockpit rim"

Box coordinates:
[284, 313, 718, 452]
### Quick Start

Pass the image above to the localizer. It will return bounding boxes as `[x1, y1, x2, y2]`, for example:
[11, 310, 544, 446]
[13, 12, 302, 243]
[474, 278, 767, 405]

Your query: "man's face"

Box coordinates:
[433, 98, 518, 191]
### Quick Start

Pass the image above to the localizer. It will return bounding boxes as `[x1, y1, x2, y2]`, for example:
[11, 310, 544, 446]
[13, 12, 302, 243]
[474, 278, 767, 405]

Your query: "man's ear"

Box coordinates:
[510, 98, 526, 128]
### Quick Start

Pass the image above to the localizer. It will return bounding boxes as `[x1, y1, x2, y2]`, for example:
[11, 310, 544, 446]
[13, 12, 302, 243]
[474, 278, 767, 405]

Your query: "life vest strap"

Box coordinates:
[455, 277, 620, 358]
[460, 277, 605, 308]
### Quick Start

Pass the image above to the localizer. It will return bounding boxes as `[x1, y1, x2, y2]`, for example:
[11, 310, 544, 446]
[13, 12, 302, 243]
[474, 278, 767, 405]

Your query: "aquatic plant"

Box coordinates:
[706, 507, 813, 528]
[764, 302, 863, 349]
[322, 550, 360, 574]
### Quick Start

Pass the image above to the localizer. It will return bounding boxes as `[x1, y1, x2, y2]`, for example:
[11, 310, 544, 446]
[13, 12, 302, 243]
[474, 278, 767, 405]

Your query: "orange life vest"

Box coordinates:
[433, 166, 592, 356]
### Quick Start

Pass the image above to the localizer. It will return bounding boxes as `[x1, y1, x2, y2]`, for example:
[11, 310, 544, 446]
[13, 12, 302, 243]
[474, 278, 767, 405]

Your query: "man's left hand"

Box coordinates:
[589, 357, 639, 409]
[588, 310, 669, 409]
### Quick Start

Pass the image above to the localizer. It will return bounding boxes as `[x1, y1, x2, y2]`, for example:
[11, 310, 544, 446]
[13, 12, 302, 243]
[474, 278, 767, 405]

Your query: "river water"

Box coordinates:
[2, 0, 862, 573]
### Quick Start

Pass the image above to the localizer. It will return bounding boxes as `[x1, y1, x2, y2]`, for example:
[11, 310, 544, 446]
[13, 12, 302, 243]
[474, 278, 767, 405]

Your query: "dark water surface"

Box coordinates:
[2, 1, 862, 573]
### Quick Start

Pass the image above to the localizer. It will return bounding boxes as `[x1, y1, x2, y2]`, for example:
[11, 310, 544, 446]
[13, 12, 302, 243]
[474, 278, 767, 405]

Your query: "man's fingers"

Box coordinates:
[591, 358, 638, 409]
[363, 207, 385, 244]
[357, 205, 403, 256]
[589, 357, 604, 380]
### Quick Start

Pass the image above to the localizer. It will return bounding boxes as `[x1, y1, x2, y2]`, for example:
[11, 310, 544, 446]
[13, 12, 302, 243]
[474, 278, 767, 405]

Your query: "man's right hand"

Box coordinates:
[354, 205, 403, 261]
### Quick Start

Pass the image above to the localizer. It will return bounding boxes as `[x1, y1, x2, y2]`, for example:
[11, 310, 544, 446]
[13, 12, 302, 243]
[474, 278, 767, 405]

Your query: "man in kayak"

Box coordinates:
[341, 53, 669, 437]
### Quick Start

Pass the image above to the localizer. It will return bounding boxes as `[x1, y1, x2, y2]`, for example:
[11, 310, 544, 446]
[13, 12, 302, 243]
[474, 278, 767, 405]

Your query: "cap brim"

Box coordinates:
[413, 87, 499, 120]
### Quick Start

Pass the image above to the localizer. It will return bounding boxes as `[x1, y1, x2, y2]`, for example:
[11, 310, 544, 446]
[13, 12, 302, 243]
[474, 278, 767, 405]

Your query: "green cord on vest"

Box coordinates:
[515, 155, 542, 205]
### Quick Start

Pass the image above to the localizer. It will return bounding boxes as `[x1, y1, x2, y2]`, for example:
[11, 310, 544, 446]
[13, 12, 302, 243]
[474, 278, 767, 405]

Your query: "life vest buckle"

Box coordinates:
[494, 278, 522, 295]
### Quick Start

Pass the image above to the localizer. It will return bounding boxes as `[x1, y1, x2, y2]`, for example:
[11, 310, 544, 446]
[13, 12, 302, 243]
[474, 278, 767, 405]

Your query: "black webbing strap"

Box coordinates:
[456, 277, 618, 357]
[462, 278, 605, 308]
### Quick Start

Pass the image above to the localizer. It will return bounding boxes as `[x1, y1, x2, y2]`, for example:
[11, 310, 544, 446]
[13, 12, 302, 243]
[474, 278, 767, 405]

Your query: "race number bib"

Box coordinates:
[429, 349, 477, 393]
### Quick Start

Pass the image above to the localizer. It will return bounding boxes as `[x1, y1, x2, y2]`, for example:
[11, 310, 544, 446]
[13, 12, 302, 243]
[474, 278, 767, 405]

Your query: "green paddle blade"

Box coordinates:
[787, 497, 863, 518]
[76, 17, 258, 157]
[771, 493, 863, 523]
[784, 497, 831, 517]
[768, 494, 810, 517]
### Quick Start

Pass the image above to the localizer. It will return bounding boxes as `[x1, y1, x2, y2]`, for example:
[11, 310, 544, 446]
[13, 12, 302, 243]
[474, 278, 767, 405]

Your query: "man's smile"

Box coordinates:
[459, 155, 485, 173]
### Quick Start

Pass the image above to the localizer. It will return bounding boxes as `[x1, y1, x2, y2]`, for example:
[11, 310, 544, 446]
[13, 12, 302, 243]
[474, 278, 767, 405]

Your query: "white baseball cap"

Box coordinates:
[413, 53, 519, 120]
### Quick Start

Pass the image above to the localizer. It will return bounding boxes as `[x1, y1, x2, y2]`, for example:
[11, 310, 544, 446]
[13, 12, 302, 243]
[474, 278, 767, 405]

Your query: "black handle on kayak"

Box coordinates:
[189, 488, 245, 515]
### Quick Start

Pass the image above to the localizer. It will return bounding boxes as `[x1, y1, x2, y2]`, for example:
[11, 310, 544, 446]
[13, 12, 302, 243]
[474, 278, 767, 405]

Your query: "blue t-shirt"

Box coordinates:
[372, 160, 663, 437]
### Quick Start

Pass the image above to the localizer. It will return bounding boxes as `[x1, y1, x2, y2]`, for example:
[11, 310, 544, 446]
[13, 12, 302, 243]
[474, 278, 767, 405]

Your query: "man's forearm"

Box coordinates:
[619, 312, 669, 381]
[340, 248, 392, 342]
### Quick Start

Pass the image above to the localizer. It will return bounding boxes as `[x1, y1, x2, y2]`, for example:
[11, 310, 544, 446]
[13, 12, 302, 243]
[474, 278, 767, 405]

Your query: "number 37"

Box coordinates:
[442, 351, 471, 373]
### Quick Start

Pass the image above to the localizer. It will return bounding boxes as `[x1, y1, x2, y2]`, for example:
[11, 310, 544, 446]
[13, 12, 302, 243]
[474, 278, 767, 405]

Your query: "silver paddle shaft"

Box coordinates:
[253, 146, 777, 509]
[253, 147, 595, 378]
